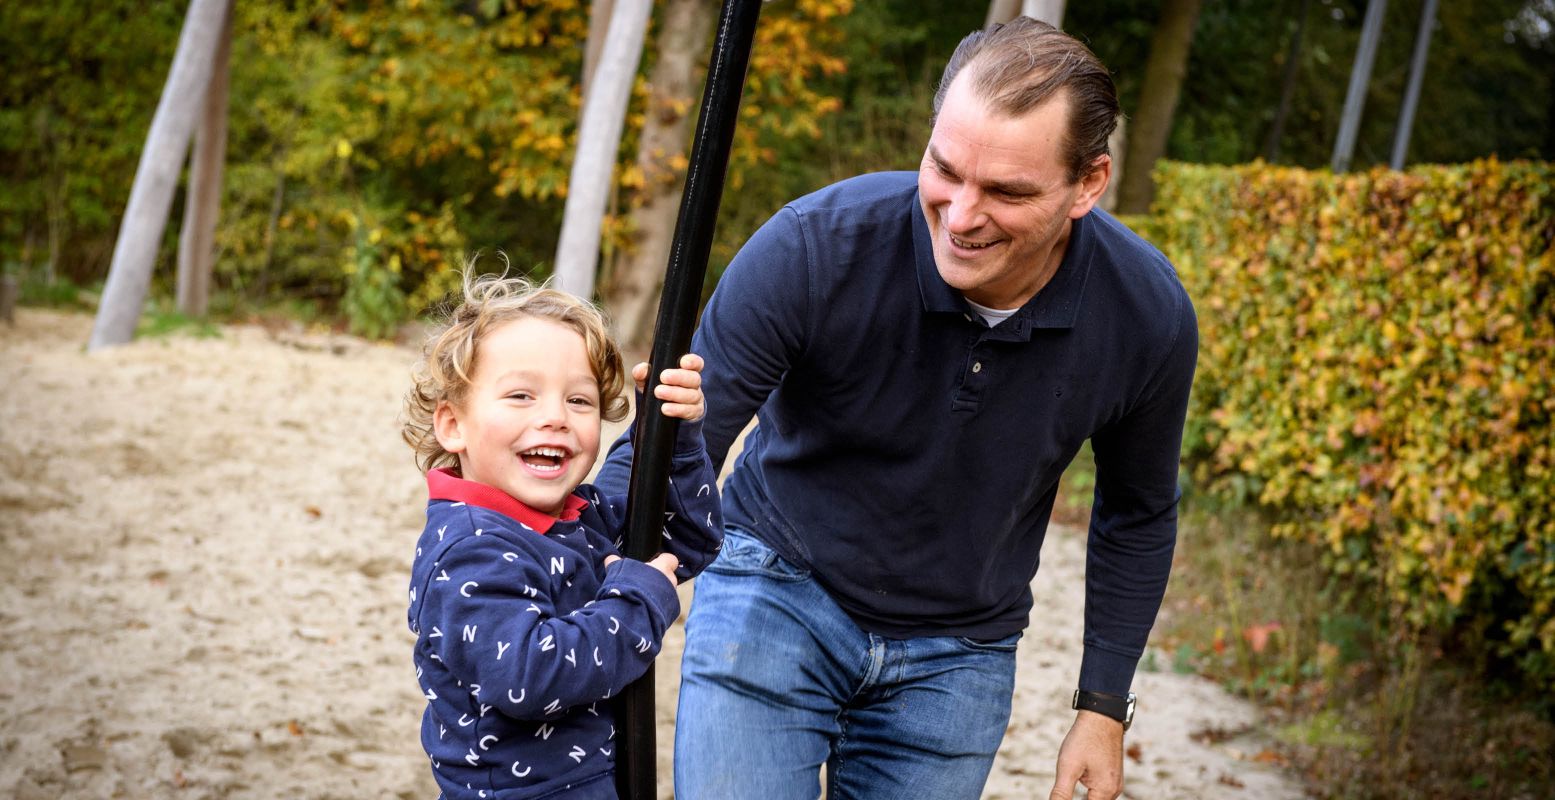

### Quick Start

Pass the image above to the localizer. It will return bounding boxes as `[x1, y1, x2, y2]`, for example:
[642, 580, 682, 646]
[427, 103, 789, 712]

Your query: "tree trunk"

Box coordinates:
[1020, 0, 1065, 26]
[1389, 0, 1438, 170]
[602, 0, 716, 351]
[1264, 0, 1312, 163]
[257, 163, 286, 301]
[552, 0, 651, 300]
[40, 109, 63, 285]
[1330, 0, 1388, 173]
[1099, 116, 1125, 213]
[986, 0, 1064, 27]
[176, 0, 233, 318]
[985, 0, 1019, 28]
[581, 0, 617, 105]
[89, 0, 231, 350]
[1116, 0, 1203, 215]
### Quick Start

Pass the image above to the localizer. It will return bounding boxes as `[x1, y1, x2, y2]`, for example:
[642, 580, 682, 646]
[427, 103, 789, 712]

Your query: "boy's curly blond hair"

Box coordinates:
[402, 270, 630, 474]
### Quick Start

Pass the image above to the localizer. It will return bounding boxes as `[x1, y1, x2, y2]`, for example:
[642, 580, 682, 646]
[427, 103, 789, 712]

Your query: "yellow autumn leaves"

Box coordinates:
[1153, 158, 1555, 689]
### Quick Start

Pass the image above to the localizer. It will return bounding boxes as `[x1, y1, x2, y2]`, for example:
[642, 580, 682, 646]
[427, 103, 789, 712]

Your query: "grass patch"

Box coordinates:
[13, 270, 99, 311]
[1275, 709, 1369, 750]
[137, 302, 223, 339]
[1160, 499, 1555, 799]
[7, 264, 349, 339]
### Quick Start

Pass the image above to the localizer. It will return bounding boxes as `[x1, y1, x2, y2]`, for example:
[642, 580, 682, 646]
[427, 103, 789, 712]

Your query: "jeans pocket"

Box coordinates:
[705, 529, 810, 582]
[953, 631, 1024, 653]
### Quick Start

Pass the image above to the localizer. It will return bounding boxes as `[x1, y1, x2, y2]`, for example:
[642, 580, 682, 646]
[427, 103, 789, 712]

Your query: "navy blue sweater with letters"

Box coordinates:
[408, 422, 721, 799]
[605, 171, 1197, 696]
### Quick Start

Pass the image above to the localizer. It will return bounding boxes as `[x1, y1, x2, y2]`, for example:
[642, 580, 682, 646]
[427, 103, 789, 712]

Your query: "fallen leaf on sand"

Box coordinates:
[1253, 748, 1288, 765]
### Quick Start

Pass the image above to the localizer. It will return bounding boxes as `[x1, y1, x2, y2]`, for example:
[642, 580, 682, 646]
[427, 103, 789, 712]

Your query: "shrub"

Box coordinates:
[1152, 159, 1555, 693]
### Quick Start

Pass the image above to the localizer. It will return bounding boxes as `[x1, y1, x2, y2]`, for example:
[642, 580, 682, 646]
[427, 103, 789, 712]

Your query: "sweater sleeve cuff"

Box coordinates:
[604, 559, 682, 623]
[672, 417, 707, 458]
[1079, 646, 1139, 696]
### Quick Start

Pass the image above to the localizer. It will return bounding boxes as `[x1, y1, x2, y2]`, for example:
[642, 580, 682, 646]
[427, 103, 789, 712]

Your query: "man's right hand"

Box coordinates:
[1048, 709, 1124, 800]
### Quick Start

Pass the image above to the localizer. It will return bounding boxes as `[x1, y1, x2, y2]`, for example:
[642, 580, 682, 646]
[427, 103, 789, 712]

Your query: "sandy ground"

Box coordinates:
[0, 308, 1305, 799]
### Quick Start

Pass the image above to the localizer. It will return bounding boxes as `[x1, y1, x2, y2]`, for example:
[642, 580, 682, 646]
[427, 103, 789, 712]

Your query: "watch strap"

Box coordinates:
[1072, 689, 1134, 729]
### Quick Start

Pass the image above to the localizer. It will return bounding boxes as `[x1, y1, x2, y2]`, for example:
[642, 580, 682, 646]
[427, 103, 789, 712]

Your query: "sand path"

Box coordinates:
[0, 310, 1302, 799]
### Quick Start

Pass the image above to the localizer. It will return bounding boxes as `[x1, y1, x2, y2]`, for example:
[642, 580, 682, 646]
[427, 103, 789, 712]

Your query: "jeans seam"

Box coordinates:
[831, 707, 850, 800]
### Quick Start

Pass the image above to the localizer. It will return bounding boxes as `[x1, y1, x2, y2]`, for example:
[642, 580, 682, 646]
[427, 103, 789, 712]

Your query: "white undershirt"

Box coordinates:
[965, 298, 1020, 328]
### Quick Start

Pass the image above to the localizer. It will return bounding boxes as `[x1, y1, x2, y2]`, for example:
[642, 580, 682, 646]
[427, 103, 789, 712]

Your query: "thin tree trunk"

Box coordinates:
[1021, 0, 1064, 26]
[985, 0, 1019, 28]
[986, 0, 1064, 27]
[603, 0, 716, 351]
[1264, 0, 1312, 163]
[1389, 0, 1438, 170]
[89, 0, 231, 350]
[257, 165, 286, 301]
[40, 110, 63, 285]
[1117, 0, 1203, 215]
[1331, 0, 1388, 173]
[45, 174, 62, 285]
[176, 0, 233, 317]
[581, 0, 617, 105]
[553, 0, 651, 300]
[21, 227, 36, 272]
[1099, 116, 1125, 213]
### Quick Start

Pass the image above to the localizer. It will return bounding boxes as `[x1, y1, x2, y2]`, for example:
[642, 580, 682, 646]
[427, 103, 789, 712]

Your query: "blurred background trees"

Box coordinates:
[3, 0, 1550, 341]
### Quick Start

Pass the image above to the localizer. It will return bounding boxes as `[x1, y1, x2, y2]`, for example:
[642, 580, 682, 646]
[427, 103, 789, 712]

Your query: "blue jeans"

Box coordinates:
[674, 530, 1019, 800]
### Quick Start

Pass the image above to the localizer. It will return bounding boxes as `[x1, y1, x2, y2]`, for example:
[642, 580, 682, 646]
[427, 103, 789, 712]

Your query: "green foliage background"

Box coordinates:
[7, 0, 1549, 324]
[0, 0, 858, 325]
[1153, 159, 1555, 692]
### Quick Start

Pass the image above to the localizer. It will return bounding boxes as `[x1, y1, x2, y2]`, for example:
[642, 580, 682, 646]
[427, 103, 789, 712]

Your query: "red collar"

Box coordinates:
[426, 468, 587, 534]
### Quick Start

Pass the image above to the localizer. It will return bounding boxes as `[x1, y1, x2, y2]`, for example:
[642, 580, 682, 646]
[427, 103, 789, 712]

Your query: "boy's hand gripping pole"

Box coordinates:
[616, 0, 762, 797]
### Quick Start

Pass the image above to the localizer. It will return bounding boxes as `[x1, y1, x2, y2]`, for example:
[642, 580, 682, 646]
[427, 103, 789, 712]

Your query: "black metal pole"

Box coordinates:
[616, 1, 762, 797]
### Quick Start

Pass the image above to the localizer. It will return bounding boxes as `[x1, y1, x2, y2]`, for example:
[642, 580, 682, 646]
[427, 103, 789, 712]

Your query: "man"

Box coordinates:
[611, 17, 1196, 800]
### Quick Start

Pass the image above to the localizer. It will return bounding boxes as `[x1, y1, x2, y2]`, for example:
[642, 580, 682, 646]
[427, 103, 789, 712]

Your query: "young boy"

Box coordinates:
[401, 273, 721, 799]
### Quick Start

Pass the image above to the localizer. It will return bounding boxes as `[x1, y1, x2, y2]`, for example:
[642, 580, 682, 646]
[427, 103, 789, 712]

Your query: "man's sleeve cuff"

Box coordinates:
[1078, 646, 1139, 696]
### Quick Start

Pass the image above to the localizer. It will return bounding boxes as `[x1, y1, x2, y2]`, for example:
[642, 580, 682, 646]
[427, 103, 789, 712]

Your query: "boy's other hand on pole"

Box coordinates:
[632, 353, 706, 422]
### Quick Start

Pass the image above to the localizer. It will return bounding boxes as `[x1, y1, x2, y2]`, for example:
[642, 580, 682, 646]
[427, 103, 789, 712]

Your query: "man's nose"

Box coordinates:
[945, 184, 986, 232]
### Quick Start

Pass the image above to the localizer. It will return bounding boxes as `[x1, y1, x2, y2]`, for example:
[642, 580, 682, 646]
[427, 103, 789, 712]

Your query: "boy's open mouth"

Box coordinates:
[519, 446, 569, 473]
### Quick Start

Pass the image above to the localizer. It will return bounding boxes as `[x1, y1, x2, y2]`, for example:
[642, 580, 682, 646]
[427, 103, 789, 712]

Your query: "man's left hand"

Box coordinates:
[1047, 709, 1124, 800]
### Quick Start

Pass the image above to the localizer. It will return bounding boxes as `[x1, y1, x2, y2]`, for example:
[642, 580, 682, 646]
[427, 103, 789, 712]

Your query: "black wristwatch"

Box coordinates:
[1072, 689, 1136, 731]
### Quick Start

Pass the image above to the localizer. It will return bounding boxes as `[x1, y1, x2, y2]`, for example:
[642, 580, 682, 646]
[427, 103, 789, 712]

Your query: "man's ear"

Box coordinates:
[433, 400, 467, 455]
[1067, 154, 1112, 220]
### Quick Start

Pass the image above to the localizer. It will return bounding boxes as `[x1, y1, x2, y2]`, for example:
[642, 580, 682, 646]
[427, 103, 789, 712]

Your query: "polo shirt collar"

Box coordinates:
[426, 467, 587, 534]
[911, 189, 1096, 331]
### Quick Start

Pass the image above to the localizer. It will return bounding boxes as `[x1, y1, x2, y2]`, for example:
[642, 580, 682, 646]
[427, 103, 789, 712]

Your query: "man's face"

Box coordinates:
[918, 72, 1106, 310]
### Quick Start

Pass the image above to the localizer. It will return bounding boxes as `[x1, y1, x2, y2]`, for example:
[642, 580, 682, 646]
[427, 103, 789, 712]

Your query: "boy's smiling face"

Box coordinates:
[433, 316, 603, 517]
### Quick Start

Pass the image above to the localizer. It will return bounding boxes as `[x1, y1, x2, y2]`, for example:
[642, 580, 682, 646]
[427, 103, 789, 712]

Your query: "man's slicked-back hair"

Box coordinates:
[932, 17, 1120, 184]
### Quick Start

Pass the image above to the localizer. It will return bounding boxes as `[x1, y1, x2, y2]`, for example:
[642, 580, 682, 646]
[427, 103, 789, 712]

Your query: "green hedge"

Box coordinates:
[1151, 159, 1555, 690]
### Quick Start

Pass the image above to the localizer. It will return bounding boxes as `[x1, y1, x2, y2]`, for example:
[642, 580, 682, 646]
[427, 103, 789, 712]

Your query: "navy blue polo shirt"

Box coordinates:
[611, 171, 1197, 694]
